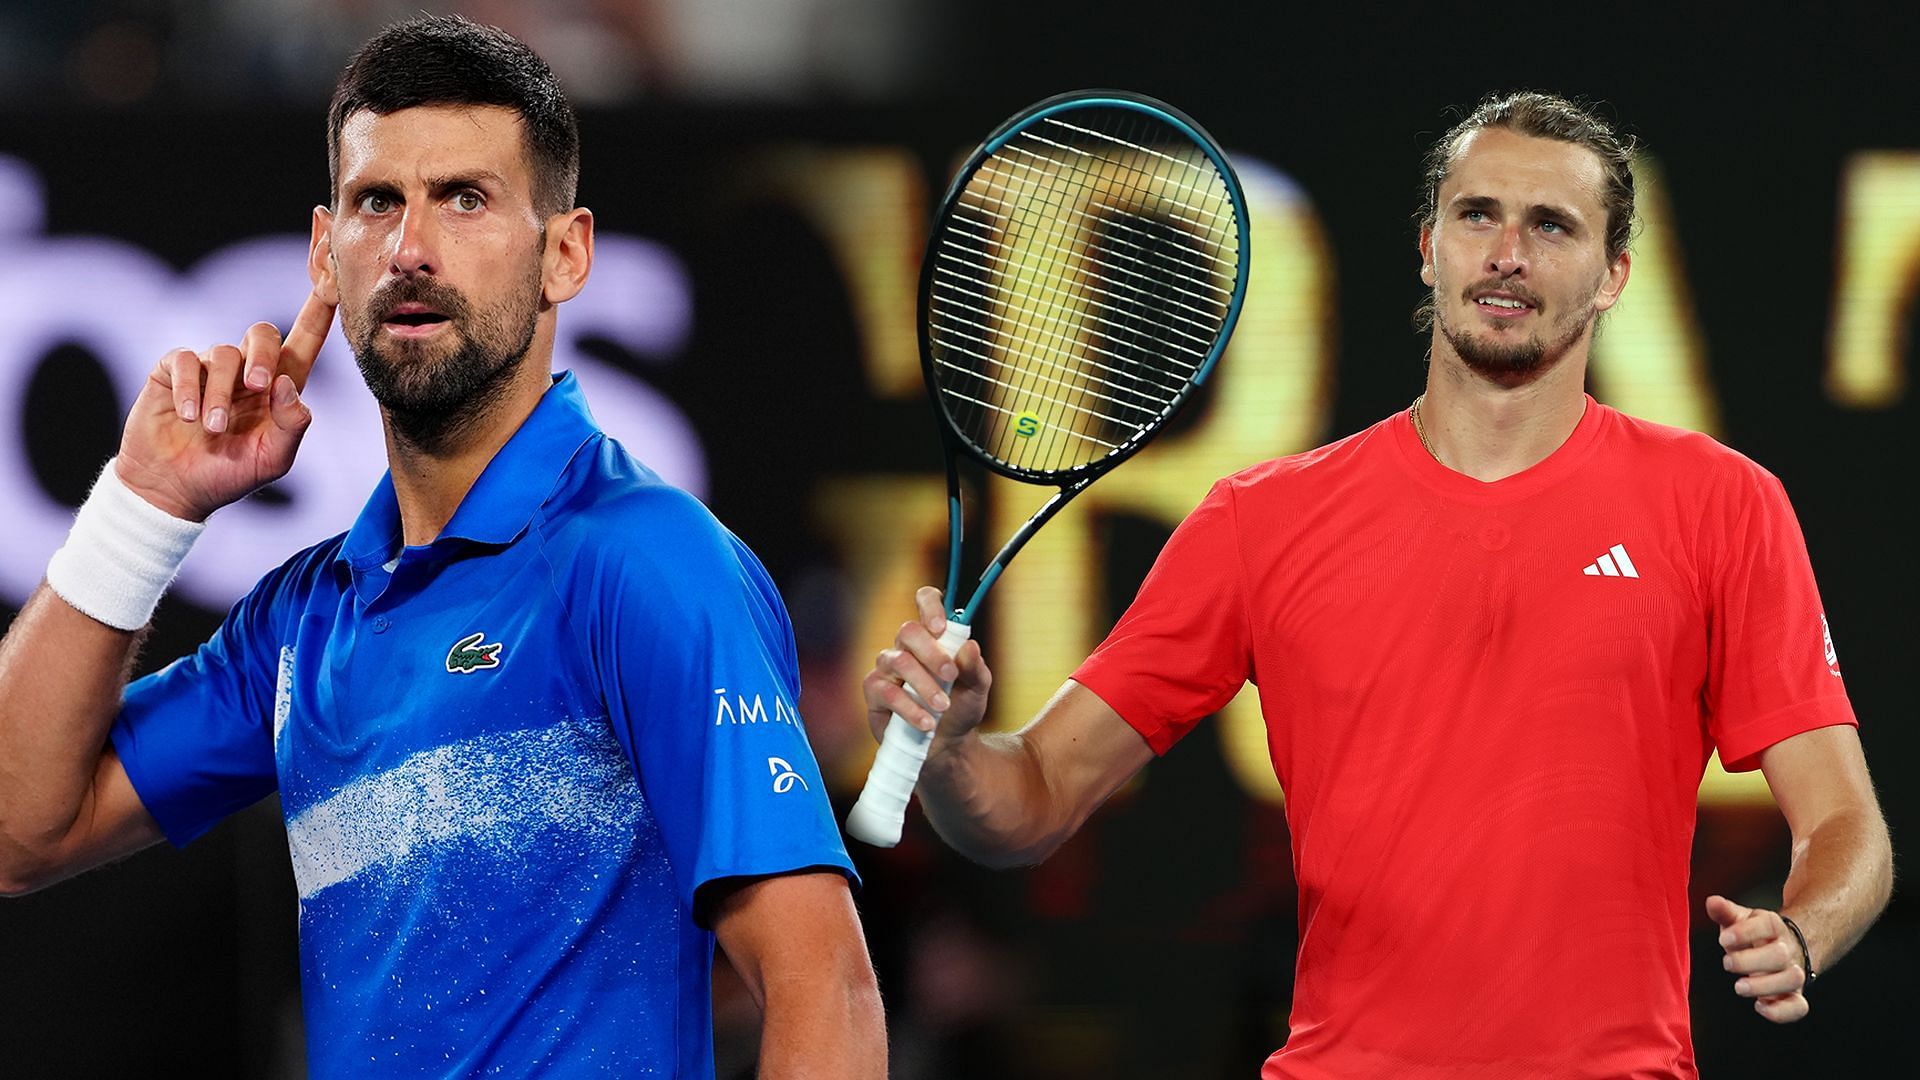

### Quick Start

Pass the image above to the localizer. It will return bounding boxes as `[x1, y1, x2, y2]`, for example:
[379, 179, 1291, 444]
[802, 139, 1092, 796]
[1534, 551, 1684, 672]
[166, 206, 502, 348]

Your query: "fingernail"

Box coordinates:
[941, 663, 958, 681]
[246, 366, 269, 391]
[1735, 980, 1749, 995]
[932, 692, 950, 711]
[919, 715, 937, 732]
[273, 377, 296, 406]
[1718, 932, 1733, 947]
[181, 400, 198, 422]
[207, 407, 227, 433]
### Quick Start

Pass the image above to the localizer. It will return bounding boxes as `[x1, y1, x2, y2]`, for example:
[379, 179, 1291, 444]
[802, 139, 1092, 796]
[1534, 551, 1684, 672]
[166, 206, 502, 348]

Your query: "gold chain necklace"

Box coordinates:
[1410, 393, 1439, 460]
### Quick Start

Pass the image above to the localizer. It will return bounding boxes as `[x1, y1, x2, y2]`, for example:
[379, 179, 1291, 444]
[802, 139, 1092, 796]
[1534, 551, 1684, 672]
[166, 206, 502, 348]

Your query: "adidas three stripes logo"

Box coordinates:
[1582, 544, 1639, 579]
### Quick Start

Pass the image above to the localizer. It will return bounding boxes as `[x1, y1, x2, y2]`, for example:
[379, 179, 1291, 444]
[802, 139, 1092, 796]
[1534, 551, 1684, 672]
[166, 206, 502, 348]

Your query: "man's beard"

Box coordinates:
[349, 266, 542, 454]
[1436, 279, 1595, 379]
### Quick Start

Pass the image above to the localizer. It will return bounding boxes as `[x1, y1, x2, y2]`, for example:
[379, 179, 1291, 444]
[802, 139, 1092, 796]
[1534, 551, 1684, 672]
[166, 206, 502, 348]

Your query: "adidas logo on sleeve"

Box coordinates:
[1581, 544, 1639, 579]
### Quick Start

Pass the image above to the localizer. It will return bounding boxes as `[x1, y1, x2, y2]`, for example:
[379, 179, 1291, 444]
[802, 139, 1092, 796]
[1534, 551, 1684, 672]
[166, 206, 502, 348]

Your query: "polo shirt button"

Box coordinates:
[372, 616, 391, 633]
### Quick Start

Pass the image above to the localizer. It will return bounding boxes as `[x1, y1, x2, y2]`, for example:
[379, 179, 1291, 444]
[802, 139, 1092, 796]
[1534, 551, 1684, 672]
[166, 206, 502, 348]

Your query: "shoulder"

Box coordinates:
[236, 531, 348, 615]
[1600, 405, 1788, 502]
[190, 531, 347, 658]
[1604, 406, 1753, 469]
[532, 436, 782, 608]
[1138, 421, 1393, 550]
[1213, 411, 1397, 499]
[540, 436, 738, 554]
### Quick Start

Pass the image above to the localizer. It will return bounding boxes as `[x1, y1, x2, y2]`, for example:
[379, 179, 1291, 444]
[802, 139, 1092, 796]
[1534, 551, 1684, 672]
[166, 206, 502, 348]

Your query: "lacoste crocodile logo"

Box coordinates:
[446, 632, 504, 674]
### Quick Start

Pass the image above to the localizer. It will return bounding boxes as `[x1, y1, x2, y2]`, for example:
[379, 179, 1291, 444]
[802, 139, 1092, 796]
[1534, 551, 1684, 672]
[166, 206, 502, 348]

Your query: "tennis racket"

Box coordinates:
[845, 90, 1251, 847]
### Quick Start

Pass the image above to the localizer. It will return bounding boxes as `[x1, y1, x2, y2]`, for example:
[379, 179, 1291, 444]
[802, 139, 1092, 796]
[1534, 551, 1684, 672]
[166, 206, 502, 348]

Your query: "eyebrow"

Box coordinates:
[423, 170, 508, 194]
[1453, 194, 1586, 226]
[342, 170, 510, 203]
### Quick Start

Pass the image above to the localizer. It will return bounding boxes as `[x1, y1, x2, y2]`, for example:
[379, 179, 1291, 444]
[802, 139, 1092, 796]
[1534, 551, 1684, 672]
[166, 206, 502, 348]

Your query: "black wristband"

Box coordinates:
[1778, 913, 1816, 984]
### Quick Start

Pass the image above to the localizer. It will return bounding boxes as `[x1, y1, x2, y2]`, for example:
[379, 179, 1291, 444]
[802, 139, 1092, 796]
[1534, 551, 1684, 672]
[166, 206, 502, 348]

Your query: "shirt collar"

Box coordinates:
[337, 372, 601, 572]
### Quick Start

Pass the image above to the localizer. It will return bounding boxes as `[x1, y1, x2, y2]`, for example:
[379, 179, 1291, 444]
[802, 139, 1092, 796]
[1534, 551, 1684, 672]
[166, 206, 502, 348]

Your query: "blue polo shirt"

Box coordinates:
[110, 372, 855, 1078]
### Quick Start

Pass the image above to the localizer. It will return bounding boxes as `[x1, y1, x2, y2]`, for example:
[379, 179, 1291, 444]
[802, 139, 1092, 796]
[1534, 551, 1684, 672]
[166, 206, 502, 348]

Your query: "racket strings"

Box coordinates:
[935, 228, 1208, 370]
[957, 182, 1228, 340]
[926, 104, 1242, 477]
[926, 260, 1193, 395]
[1090, 121, 1230, 455]
[959, 156, 1229, 348]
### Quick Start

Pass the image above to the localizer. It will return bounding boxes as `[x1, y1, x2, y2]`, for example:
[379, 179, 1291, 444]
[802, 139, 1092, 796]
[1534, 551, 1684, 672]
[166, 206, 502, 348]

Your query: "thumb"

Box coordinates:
[933, 640, 992, 739]
[1705, 894, 1749, 928]
[265, 374, 314, 448]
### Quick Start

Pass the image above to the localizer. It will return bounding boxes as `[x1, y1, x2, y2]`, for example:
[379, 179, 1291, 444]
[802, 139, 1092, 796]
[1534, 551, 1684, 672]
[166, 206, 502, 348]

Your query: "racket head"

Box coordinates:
[918, 90, 1251, 487]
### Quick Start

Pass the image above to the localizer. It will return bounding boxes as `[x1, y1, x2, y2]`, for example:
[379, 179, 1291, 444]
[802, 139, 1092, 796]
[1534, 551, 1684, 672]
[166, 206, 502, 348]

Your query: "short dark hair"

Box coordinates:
[1416, 90, 1638, 264]
[326, 15, 579, 216]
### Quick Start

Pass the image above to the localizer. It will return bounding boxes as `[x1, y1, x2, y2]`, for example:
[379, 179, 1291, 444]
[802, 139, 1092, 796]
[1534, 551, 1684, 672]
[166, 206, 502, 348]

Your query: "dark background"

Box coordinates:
[1, 3, 1914, 1076]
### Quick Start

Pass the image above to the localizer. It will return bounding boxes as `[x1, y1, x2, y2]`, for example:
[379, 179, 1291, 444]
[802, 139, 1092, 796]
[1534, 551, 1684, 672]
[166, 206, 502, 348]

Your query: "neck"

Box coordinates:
[1416, 336, 1591, 482]
[384, 360, 552, 547]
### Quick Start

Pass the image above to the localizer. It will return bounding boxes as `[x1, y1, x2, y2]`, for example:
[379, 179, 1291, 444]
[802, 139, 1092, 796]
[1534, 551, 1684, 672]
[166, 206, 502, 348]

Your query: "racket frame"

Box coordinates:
[919, 89, 1252, 625]
[845, 90, 1251, 849]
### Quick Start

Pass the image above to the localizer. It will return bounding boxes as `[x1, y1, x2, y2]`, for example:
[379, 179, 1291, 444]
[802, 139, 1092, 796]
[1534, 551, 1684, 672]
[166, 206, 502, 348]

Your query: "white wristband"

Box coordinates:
[46, 459, 206, 631]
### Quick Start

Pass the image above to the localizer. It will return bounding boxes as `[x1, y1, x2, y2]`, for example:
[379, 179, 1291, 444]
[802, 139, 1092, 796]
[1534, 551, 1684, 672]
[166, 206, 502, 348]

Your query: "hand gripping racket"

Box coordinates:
[845, 90, 1251, 847]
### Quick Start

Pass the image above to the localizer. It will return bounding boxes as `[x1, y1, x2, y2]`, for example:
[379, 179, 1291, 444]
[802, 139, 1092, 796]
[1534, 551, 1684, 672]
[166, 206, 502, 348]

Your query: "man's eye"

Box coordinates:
[1540, 220, 1564, 234]
[455, 191, 483, 212]
[1464, 209, 1487, 222]
[359, 193, 394, 214]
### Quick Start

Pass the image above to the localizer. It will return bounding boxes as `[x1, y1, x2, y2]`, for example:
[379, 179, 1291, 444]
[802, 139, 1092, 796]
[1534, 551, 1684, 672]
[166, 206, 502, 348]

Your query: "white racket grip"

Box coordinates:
[846, 620, 973, 847]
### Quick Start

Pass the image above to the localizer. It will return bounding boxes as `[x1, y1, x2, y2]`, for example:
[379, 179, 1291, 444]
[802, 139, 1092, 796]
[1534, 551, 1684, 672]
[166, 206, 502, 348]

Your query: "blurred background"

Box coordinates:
[2, 1, 1915, 1076]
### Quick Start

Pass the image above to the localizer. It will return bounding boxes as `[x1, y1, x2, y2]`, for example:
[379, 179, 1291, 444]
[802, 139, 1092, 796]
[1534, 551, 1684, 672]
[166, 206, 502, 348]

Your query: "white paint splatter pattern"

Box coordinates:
[272, 645, 295, 749]
[286, 717, 643, 901]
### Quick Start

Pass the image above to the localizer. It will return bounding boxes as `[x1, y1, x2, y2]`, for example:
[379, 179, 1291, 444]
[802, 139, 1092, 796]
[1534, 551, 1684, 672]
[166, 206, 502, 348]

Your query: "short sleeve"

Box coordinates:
[589, 493, 855, 923]
[1701, 461, 1856, 770]
[1073, 479, 1253, 754]
[109, 573, 288, 847]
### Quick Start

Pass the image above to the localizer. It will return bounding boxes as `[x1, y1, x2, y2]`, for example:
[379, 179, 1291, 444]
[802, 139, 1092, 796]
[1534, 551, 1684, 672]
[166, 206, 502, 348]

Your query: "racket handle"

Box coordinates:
[846, 620, 973, 847]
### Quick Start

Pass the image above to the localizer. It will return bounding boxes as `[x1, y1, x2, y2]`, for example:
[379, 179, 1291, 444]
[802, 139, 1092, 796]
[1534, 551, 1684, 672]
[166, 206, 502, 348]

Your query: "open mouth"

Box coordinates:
[1472, 293, 1536, 318]
[382, 303, 452, 335]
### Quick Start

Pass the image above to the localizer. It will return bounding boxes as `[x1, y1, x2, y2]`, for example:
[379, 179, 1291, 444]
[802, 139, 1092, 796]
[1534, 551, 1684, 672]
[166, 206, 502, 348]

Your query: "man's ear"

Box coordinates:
[542, 208, 594, 306]
[309, 206, 340, 305]
[1593, 250, 1632, 314]
[1418, 227, 1436, 286]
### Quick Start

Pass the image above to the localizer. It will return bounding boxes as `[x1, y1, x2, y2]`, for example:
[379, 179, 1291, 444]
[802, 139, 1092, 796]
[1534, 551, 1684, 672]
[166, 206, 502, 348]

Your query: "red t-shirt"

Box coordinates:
[1073, 397, 1855, 1080]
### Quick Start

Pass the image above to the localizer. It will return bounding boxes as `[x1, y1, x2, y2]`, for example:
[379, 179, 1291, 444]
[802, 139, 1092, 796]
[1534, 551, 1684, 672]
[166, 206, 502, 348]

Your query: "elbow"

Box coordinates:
[990, 835, 1066, 870]
[941, 827, 1069, 871]
[960, 849, 1030, 872]
[0, 852, 54, 898]
[0, 828, 63, 897]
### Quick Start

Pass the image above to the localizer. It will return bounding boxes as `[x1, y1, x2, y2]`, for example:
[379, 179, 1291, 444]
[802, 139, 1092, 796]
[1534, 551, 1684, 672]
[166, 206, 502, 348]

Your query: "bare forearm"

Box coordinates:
[715, 873, 887, 1079]
[914, 683, 1152, 869]
[0, 585, 140, 871]
[1781, 808, 1894, 975]
[755, 967, 887, 1079]
[919, 730, 1078, 868]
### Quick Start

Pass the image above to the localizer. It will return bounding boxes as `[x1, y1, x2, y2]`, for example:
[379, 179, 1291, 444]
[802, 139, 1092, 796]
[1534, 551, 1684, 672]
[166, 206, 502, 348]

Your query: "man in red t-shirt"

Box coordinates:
[863, 91, 1893, 1078]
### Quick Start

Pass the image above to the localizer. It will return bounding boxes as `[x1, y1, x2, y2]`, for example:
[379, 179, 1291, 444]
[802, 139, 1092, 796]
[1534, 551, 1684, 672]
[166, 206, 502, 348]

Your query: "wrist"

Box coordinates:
[46, 458, 207, 630]
[112, 457, 208, 522]
[919, 727, 980, 788]
[1778, 912, 1817, 983]
[924, 715, 1003, 770]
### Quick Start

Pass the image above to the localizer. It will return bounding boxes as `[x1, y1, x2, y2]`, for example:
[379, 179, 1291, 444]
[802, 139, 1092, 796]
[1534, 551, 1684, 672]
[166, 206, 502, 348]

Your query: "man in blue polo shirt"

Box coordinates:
[0, 15, 884, 1078]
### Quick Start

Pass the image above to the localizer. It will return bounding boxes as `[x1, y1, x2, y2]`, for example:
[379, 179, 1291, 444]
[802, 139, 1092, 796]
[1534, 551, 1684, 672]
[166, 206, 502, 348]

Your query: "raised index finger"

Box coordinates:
[278, 288, 337, 389]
